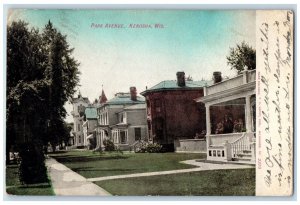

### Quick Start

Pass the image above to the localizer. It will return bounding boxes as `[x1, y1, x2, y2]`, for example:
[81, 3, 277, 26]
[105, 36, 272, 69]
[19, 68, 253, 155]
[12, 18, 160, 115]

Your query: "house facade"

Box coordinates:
[70, 93, 90, 148]
[141, 72, 209, 151]
[111, 104, 148, 150]
[195, 69, 256, 164]
[97, 87, 146, 150]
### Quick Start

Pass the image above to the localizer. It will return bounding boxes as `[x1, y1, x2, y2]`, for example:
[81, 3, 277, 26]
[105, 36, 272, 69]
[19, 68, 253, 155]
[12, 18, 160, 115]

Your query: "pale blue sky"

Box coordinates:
[8, 9, 256, 122]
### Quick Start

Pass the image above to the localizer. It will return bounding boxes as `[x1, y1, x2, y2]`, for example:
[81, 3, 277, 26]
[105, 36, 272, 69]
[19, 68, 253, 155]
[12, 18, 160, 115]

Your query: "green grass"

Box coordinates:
[49, 150, 205, 178]
[6, 164, 54, 196]
[96, 168, 255, 196]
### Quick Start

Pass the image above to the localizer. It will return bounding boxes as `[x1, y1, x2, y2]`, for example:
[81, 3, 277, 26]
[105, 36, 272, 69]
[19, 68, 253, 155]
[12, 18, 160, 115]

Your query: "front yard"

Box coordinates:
[6, 164, 54, 196]
[97, 169, 255, 196]
[49, 150, 204, 178]
[50, 150, 255, 196]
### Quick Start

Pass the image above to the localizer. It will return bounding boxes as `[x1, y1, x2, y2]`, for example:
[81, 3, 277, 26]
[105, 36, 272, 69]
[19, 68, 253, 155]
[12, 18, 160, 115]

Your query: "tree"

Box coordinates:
[42, 21, 80, 152]
[226, 41, 256, 74]
[7, 20, 80, 183]
[7, 21, 50, 163]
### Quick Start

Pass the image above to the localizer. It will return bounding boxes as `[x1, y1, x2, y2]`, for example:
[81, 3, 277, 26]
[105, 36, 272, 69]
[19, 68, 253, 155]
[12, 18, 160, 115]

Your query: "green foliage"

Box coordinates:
[18, 143, 48, 184]
[135, 141, 162, 153]
[103, 139, 116, 151]
[6, 20, 80, 160]
[6, 164, 54, 195]
[226, 41, 256, 74]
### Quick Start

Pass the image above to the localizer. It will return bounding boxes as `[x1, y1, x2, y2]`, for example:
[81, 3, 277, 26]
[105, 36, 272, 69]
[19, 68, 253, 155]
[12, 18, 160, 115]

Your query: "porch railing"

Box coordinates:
[229, 132, 252, 158]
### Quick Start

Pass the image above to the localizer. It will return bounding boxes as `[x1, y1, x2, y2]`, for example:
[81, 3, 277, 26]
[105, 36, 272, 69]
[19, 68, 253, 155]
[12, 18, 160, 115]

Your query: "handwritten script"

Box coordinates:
[256, 10, 293, 196]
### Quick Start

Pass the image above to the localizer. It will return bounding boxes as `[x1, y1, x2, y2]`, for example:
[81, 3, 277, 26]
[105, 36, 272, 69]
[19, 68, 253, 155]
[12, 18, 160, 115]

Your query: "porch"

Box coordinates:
[196, 69, 256, 164]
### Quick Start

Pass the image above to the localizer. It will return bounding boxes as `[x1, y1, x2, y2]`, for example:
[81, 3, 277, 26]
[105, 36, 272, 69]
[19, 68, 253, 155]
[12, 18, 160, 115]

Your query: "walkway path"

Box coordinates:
[46, 158, 111, 196]
[87, 159, 254, 182]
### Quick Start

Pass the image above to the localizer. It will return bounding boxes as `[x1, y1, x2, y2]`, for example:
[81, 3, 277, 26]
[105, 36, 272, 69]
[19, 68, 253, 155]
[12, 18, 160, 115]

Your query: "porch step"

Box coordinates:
[235, 157, 251, 161]
[236, 153, 252, 158]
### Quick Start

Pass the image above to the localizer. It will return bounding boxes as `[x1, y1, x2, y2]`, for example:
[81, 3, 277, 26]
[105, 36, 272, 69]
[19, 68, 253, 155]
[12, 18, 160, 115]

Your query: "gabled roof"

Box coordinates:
[84, 107, 98, 119]
[140, 80, 212, 95]
[71, 97, 90, 104]
[70, 91, 90, 104]
[99, 89, 108, 104]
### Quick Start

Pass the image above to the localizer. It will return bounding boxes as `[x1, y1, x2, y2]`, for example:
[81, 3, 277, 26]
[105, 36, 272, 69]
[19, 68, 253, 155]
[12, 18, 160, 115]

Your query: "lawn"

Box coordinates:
[96, 168, 255, 196]
[6, 164, 54, 196]
[49, 150, 205, 178]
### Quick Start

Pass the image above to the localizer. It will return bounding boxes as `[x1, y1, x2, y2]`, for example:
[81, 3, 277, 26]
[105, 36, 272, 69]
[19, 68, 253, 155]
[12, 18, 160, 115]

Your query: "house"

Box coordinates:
[140, 72, 210, 151]
[66, 122, 75, 146]
[195, 69, 256, 164]
[96, 87, 146, 150]
[82, 106, 98, 150]
[70, 92, 90, 148]
[111, 103, 148, 150]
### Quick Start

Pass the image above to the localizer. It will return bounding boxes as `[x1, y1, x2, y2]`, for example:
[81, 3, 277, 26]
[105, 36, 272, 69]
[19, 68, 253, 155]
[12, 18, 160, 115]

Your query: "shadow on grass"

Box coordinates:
[19, 184, 51, 189]
[52, 155, 129, 163]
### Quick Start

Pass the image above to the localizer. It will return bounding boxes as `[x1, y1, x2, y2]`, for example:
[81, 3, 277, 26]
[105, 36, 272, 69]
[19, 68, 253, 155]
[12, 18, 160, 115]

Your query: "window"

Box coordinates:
[77, 123, 80, 131]
[120, 131, 127, 144]
[154, 99, 161, 112]
[78, 135, 81, 143]
[122, 112, 126, 123]
[135, 127, 142, 141]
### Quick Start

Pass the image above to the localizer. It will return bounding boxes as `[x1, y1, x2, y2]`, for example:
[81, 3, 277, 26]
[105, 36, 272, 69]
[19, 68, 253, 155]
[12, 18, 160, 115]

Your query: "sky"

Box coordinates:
[8, 9, 256, 122]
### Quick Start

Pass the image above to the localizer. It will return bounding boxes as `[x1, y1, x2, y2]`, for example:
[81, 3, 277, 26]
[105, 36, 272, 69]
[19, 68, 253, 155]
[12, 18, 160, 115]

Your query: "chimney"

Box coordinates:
[176, 71, 186, 87]
[213, 71, 222, 84]
[130, 87, 137, 101]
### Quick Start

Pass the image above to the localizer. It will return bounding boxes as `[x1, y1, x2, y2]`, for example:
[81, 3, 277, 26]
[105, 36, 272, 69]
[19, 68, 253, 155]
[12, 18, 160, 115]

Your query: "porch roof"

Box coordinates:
[195, 70, 256, 105]
[195, 81, 255, 105]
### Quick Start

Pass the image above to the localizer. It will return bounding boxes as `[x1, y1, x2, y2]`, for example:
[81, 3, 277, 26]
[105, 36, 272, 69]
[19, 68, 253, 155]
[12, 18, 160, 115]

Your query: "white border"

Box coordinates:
[1, 1, 299, 204]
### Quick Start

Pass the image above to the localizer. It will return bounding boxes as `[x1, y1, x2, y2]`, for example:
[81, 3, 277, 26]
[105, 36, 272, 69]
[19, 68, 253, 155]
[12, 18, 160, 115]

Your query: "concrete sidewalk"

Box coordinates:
[87, 159, 254, 182]
[46, 158, 111, 196]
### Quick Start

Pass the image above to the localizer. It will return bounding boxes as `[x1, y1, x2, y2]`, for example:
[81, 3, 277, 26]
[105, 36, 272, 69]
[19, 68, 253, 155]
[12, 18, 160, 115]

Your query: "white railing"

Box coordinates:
[229, 132, 252, 158]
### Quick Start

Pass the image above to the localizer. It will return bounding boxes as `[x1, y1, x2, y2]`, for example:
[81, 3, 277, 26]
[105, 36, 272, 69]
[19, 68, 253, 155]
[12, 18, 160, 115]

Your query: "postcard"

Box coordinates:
[5, 8, 294, 197]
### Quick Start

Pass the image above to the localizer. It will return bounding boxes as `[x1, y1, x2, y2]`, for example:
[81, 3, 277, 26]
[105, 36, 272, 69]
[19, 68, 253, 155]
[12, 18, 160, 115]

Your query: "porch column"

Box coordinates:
[245, 95, 252, 132]
[205, 105, 211, 147]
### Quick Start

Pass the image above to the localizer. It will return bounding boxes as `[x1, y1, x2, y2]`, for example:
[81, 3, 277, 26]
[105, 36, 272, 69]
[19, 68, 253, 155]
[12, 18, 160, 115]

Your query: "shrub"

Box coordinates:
[103, 139, 115, 151]
[135, 141, 162, 153]
[18, 143, 48, 184]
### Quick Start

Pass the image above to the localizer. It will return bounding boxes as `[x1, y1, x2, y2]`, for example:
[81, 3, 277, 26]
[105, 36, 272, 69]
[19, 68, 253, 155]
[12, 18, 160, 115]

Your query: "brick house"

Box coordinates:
[140, 72, 210, 151]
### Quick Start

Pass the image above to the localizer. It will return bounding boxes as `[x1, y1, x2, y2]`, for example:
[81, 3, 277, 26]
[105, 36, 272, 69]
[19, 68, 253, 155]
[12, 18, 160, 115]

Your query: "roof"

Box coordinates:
[124, 104, 146, 110]
[84, 107, 98, 119]
[99, 89, 108, 104]
[140, 80, 212, 95]
[105, 93, 145, 105]
[71, 96, 90, 104]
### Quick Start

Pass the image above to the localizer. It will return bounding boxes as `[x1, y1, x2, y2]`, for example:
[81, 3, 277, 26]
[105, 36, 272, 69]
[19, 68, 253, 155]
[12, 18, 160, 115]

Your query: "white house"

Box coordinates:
[70, 92, 90, 148]
[195, 69, 256, 164]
